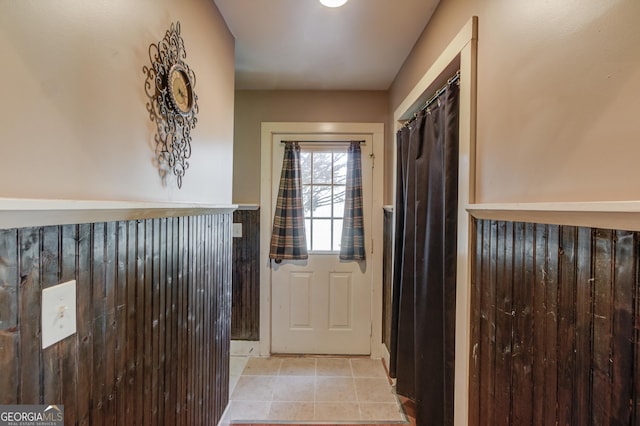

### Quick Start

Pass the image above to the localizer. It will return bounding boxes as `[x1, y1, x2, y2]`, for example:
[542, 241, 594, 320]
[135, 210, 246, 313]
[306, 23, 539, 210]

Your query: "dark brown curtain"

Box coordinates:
[390, 83, 459, 426]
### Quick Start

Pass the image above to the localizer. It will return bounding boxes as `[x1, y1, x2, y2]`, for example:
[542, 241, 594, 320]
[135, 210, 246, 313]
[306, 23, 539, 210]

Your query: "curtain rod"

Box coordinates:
[403, 70, 460, 127]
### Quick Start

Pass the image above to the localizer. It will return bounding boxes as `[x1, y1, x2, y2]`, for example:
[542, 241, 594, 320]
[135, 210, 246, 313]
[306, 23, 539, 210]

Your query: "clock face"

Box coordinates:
[168, 65, 193, 115]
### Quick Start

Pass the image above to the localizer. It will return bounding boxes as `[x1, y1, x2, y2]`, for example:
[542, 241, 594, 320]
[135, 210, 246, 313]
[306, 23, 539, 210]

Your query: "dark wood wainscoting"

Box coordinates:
[470, 220, 639, 425]
[231, 208, 260, 341]
[0, 214, 232, 425]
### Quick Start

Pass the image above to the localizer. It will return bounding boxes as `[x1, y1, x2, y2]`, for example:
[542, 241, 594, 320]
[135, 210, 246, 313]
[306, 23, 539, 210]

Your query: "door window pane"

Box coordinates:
[312, 220, 332, 251]
[333, 187, 345, 217]
[333, 219, 343, 251]
[312, 185, 333, 217]
[303, 185, 312, 216]
[312, 153, 333, 184]
[300, 152, 311, 184]
[302, 148, 350, 252]
[333, 152, 347, 184]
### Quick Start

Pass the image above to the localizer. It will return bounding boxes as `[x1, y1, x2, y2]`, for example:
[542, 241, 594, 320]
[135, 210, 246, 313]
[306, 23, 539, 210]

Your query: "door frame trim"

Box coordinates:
[259, 122, 385, 358]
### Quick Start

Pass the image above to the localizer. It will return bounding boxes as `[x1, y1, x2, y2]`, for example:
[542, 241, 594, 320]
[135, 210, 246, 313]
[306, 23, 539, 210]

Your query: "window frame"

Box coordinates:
[300, 145, 349, 254]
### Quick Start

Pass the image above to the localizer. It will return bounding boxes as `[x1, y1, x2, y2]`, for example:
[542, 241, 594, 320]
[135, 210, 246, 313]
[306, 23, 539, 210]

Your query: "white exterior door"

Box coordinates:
[269, 134, 373, 355]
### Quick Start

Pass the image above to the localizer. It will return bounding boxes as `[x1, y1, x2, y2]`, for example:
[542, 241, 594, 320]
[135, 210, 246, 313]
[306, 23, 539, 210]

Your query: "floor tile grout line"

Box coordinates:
[313, 367, 317, 420]
[228, 356, 404, 424]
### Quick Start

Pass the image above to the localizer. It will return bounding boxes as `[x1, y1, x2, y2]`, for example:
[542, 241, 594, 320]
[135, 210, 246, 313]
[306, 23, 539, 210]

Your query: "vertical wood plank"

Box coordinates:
[143, 219, 153, 424]
[135, 219, 146, 425]
[188, 215, 196, 425]
[205, 214, 213, 424]
[191, 215, 199, 425]
[174, 217, 182, 423]
[531, 224, 547, 426]
[184, 216, 191, 425]
[213, 215, 221, 423]
[223, 214, 231, 422]
[76, 223, 93, 425]
[193, 215, 201, 425]
[494, 221, 513, 425]
[60, 225, 78, 423]
[0, 229, 18, 331]
[557, 226, 577, 425]
[232, 211, 240, 337]
[115, 221, 128, 424]
[0, 228, 18, 405]
[18, 227, 42, 404]
[542, 225, 559, 426]
[612, 230, 634, 423]
[223, 213, 232, 421]
[205, 215, 212, 423]
[177, 216, 188, 424]
[42, 226, 62, 405]
[201, 215, 208, 423]
[217, 213, 229, 422]
[573, 227, 593, 425]
[198, 215, 205, 424]
[157, 217, 167, 423]
[479, 220, 497, 426]
[221, 213, 230, 423]
[511, 222, 534, 424]
[0, 331, 18, 404]
[103, 221, 117, 426]
[592, 229, 613, 424]
[201, 215, 208, 424]
[166, 216, 178, 425]
[207, 215, 214, 423]
[468, 219, 483, 426]
[125, 220, 138, 423]
[492, 222, 513, 425]
[91, 222, 106, 426]
[151, 218, 161, 426]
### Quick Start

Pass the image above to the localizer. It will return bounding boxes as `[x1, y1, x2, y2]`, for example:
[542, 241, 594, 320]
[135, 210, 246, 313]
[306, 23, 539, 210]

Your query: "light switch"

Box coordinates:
[41, 280, 77, 349]
[233, 223, 243, 238]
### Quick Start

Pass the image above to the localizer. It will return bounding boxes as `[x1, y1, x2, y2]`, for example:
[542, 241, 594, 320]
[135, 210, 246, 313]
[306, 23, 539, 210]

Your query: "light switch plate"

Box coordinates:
[233, 223, 243, 238]
[42, 280, 77, 349]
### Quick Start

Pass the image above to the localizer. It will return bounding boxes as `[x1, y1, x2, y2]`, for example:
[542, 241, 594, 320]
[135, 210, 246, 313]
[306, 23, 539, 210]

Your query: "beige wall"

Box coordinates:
[233, 90, 388, 204]
[390, 0, 640, 204]
[0, 0, 234, 204]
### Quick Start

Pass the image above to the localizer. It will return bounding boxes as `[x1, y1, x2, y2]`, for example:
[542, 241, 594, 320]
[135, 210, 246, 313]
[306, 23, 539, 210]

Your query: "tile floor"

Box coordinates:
[219, 356, 408, 425]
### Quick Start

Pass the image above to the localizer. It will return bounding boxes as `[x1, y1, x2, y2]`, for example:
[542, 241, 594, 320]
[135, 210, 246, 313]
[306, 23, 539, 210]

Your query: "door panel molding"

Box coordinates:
[329, 272, 352, 329]
[289, 272, 313, 328]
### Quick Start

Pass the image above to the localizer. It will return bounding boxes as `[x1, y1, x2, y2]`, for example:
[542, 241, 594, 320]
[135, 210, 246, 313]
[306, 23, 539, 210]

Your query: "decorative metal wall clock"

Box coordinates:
[143, 21, 198, 188]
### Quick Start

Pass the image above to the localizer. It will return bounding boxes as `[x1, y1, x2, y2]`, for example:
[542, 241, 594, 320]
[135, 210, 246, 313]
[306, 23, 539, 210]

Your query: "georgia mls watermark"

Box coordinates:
[0, 405, 63, 426]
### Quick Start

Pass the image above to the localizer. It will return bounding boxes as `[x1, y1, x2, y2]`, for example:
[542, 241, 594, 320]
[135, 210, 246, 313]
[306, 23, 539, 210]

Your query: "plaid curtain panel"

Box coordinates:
[269, 142, 309, 261]
[340, 141, 366, 260]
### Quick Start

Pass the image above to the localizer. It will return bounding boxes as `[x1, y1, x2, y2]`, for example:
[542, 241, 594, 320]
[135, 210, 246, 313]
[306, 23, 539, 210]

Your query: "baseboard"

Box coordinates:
[230, 340, 260, 356]
[381, 342, 391, 371]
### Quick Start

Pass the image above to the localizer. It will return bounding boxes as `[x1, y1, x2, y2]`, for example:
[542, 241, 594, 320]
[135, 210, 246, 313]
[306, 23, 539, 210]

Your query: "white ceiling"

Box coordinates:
[213, 0, 440, 90]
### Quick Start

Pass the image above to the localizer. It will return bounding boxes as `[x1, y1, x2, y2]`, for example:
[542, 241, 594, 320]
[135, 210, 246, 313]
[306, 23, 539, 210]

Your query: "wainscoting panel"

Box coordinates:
[0, 214, 232, 425]
[231, 208, 260, 340]
[470, 219, 639, 425]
